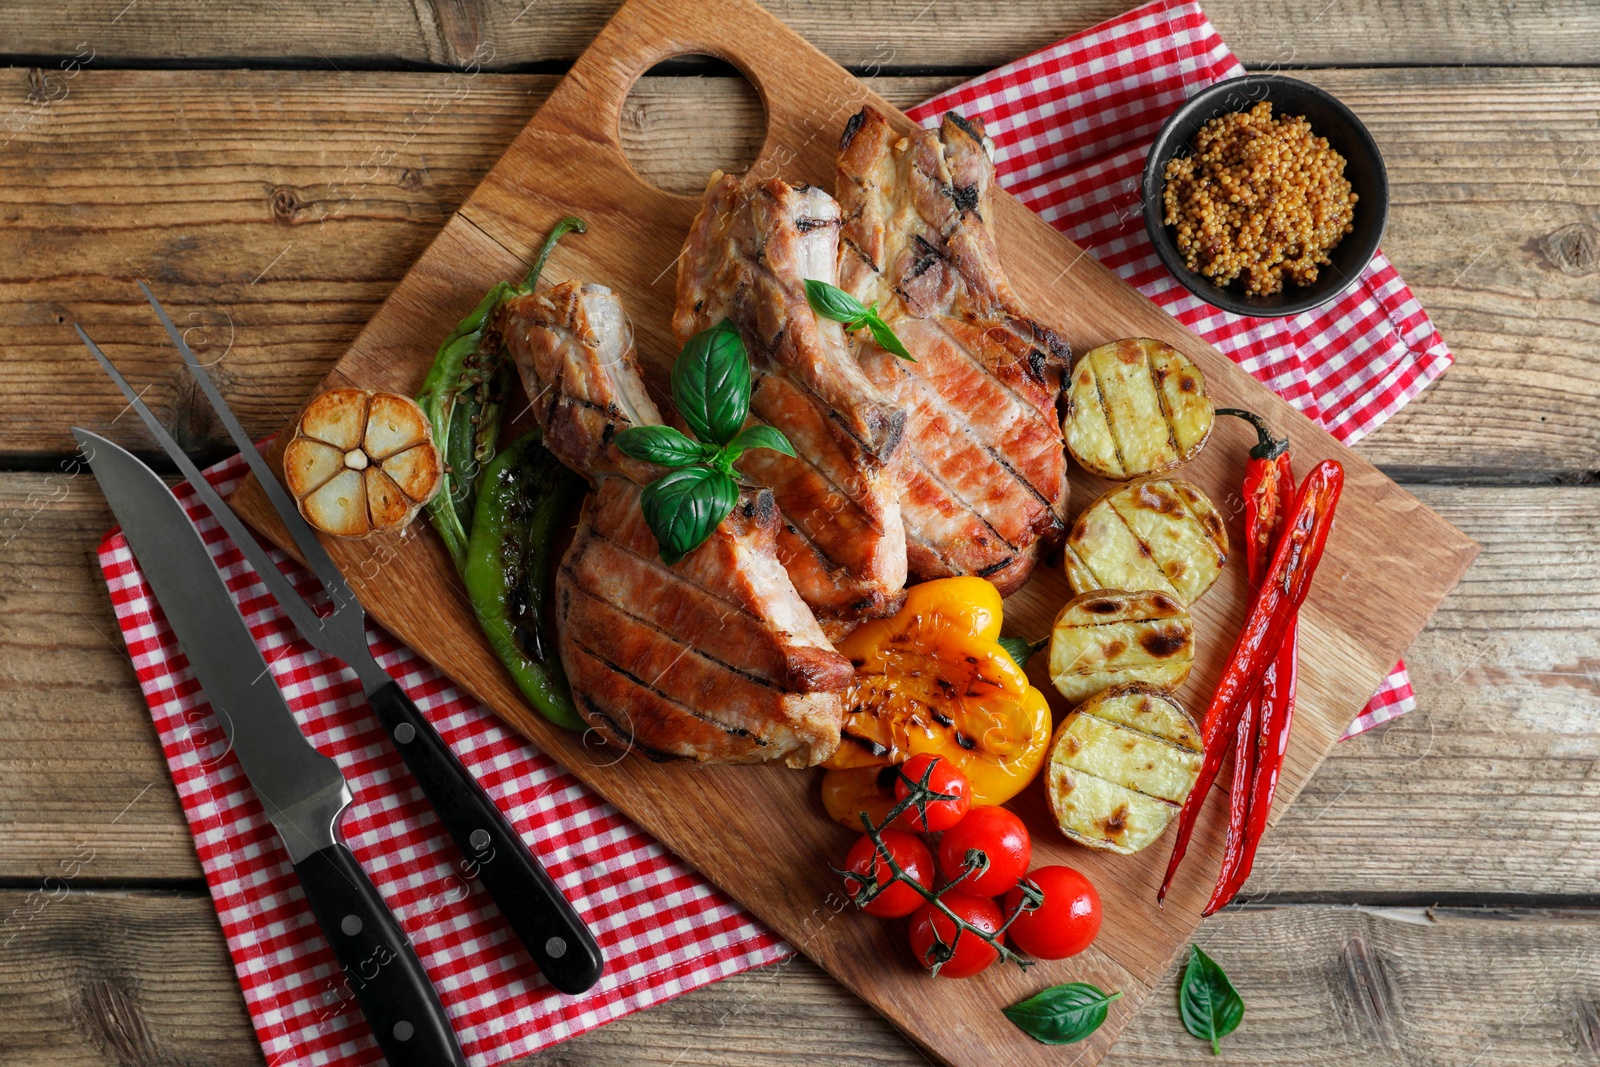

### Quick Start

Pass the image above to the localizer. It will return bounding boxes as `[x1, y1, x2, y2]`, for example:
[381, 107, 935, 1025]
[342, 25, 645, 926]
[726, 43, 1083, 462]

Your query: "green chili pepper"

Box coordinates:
[463, 432, 587, 731]
[416, 281, 515, 569]
[416, 215, 588, 571]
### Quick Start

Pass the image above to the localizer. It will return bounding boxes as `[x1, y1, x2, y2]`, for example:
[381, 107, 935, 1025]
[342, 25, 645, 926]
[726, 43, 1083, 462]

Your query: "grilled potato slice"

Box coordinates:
[1063, 478, 1228, 606]
[1046, 684, 1203, 854]
[1048, 589, 1195, 705]
[1064, 338, 1213, 479]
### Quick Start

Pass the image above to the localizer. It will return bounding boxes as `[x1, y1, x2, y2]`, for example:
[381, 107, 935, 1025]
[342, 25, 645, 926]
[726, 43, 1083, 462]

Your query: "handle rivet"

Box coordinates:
[340, 914, 363, 936]
[394, 723, 416, 744]
[392, 1020, 414, 1042]
[545, 936, 567, 958]
[470, 829, 491, 851]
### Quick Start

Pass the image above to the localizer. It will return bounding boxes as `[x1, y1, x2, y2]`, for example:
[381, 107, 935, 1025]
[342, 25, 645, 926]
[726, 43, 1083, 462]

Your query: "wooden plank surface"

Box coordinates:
[3, 0, 1598, 71]
[6, 888, 1600, 1066]
[2, 66, 1596, 477]
[2, 0, 1597, 1062]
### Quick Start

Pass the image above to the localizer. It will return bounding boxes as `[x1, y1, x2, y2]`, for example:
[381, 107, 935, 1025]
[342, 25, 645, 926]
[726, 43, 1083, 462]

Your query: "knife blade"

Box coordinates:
[82, 291, 604, 994]
[76, 427, 468, 1067]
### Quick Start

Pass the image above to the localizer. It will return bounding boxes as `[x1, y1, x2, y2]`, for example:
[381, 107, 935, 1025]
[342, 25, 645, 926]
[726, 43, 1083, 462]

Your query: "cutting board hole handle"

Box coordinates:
[616, 53, 770, 197]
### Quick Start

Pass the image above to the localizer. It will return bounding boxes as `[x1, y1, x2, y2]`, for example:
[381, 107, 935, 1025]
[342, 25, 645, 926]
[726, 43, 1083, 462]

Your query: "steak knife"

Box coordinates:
[76, 286, 604, 996]
[77, 428, 468, 1067]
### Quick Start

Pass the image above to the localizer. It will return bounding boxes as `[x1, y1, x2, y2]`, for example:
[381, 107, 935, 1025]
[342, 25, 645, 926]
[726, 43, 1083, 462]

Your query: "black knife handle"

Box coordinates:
[293, 844, 467, 1067]
[368, 679, 604, 994]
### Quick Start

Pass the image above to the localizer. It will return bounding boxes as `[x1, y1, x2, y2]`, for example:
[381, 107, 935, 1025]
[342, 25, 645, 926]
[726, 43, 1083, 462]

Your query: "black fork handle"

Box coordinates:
[367, 679, 605, 994]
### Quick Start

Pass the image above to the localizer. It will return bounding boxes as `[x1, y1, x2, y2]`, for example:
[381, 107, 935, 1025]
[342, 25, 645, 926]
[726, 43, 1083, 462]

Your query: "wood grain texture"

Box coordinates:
[3, 474, 1593, 898]
[212, 1, 1473, 1063]
[1, 3, 1594, 1063]
[1260, 487, 1600, 899]
[3, 66, 1598, 476]
[3, 0, 1598, 70]
[0, 469, 200, 882]
[0, 891, 260, 1067]
[7, 889, 1600, 1066]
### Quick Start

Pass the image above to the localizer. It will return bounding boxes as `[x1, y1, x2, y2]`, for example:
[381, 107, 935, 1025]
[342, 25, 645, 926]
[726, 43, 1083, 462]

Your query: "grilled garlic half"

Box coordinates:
[283, 388, 442, 538]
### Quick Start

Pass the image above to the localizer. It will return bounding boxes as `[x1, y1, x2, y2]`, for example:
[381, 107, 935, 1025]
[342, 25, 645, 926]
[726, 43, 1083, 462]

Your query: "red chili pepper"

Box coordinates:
[1200, 410, 1299, 915]
[1213, 689, 1257, 908]
[1205, 628, 1298, 914]
[1158, 451, 1343, 906]
[1222, 408, 1292, 584]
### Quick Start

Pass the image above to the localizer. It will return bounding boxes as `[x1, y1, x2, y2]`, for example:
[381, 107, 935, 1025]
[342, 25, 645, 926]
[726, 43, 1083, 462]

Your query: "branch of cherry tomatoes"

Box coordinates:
[832, 753, 1103, 980]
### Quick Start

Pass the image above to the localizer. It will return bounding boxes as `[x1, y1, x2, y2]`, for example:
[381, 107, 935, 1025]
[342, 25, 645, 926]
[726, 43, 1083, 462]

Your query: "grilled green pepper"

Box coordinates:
[463, 431, 586, 731]
[417, 215, 587, 570]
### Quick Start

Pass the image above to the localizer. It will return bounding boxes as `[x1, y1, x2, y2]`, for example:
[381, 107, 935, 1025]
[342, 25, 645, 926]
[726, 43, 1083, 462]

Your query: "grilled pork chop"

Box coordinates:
[500, 279, 853, 766]
[674, 174, 908, 623]
[836, 107, 1070, 594]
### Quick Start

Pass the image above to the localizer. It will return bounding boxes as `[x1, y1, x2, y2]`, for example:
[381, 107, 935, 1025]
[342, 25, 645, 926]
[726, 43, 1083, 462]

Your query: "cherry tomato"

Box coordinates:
[908, 892, 1004, 978]
[1004, 865, 1102, 960]
[937, 805, 1031, 897]
[893, 754, 972, 832]
[842, 831, 933, 918]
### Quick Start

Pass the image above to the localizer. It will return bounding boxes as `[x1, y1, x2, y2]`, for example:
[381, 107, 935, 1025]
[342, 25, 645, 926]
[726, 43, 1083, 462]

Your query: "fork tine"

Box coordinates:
[74, 322, 338, 646]
[138, 281, 359, 616]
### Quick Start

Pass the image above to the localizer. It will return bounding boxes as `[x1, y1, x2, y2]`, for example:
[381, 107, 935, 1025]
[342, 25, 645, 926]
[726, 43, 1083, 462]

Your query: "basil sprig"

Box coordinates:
[1179, 945, 1245, 1055]
[1003, 982, 1121, 1045]
[614, 319, 794, 565]
[804, 279, 915, 361]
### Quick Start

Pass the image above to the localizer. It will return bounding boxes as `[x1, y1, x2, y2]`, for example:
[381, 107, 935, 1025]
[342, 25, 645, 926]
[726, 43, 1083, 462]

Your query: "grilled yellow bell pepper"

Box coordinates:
[821, 577, 1052, 818]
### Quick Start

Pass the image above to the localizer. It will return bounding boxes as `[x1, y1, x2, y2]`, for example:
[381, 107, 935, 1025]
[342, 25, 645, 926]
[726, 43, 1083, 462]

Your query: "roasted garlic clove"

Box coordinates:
[283, 388, 441, 538]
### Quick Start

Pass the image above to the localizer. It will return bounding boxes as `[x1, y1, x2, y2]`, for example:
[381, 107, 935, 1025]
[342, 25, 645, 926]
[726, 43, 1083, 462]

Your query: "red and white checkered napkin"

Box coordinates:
[94, 3, 1450, 1063]
[97, 456, 787, 1067]
[907, 0, 1453, 736]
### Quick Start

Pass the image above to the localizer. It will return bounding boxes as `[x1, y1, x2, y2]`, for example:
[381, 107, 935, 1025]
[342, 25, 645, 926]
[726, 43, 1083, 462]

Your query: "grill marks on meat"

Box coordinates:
[837, 107, 1070, 595]
[674, 174, 909, 622]
[500, 280, 658, 482]
[501, 280, 851, 766]
[560, 482, 849, 764]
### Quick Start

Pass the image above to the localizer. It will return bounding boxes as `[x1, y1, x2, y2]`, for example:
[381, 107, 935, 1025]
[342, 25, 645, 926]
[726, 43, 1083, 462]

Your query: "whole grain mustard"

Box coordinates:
[1162, 101, 1357, 296]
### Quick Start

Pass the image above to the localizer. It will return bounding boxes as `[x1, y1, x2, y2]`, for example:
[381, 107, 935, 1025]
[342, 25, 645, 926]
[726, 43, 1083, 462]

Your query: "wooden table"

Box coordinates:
[2, 2, 1596, 1063]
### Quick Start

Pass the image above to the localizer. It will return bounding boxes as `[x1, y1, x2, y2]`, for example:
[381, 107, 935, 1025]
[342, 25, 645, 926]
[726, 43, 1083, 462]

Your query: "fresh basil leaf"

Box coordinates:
[1179, 945, 1245, 1055]
[671, 319, 750, 447]
[998, 636, 1044, 671]
[614, 425, 715, 468]
[724, 423, 796, 461]
[805, 279, 916, 362]
[865, 313, 915, 361]
[1003, 983, 1121, 1045]
[639, 466, 739, 566]
[804, 278, 870, 325]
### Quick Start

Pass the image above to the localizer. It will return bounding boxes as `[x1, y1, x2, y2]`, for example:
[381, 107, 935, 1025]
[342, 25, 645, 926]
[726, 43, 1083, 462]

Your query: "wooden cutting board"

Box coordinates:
[230, 0, 1479, 1061]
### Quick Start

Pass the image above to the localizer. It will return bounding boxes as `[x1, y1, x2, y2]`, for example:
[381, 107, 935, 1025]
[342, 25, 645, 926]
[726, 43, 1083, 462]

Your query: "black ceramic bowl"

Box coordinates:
[1141, 74, 1388, 318]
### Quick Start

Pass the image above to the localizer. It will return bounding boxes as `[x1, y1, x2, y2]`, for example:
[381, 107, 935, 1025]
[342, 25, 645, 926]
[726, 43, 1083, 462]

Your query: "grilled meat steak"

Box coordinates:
[836, 106, 1070, 594]
[674, 173, 909, 623]
[501, 279, 852, 766]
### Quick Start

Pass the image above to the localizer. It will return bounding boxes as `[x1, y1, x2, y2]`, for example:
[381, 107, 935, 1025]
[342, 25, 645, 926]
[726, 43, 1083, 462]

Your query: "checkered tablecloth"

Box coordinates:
[98, 454, 788, 1067]
[96, 1, 1448, 1063]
